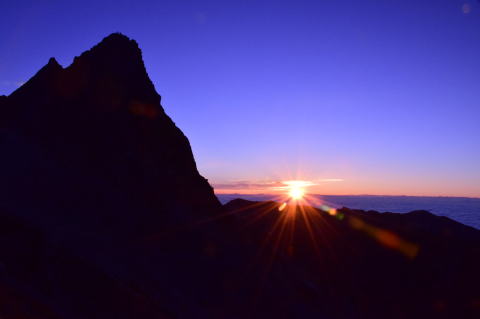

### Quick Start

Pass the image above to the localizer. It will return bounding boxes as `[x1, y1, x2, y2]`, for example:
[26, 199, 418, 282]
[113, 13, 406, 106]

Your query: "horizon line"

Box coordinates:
[214, 192, 480, 200]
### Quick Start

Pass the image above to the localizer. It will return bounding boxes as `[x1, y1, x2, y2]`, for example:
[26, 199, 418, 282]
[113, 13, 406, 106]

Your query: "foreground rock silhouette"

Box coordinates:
[0, 34, 479, 318]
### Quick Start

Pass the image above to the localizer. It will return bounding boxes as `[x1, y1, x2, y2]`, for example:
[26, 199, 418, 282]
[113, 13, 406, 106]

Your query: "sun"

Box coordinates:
[288, 186, 305, 200]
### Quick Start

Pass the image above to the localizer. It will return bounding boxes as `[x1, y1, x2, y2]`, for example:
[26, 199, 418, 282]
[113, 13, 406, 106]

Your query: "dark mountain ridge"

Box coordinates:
[1, 33, 220, 239]
[0, 33, 479, 319]
[0, 33, 224, 318]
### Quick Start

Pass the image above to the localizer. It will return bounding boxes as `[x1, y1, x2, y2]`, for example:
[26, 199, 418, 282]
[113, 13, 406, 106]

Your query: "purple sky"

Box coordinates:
[1, 0, 479, 197]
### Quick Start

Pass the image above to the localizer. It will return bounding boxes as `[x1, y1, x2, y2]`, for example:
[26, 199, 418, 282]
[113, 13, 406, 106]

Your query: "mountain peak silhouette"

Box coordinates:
[0, 33, 228, 317]
[1, 33, 221, 238]
[47, 56, 61, 67]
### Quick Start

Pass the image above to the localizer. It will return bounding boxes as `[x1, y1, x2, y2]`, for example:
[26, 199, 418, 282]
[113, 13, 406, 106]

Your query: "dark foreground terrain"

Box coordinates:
[0, 34, 479, 318]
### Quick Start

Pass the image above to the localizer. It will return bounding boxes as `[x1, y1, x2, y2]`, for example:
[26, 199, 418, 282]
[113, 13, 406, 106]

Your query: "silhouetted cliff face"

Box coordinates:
[1, 33, 220, 239]
[0, 33, 224, 318]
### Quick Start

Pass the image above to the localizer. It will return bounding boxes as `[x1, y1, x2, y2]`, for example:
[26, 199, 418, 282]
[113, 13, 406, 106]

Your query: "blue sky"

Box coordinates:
[1, 0, 479, 196]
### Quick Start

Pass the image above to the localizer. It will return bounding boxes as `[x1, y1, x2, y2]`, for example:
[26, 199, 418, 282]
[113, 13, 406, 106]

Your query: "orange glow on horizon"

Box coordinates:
[209, 165, 480, 198]
[209, 163, 480, 198]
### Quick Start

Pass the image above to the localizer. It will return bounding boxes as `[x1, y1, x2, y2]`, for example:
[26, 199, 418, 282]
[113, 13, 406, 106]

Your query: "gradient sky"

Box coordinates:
[1, 0, 479, 197]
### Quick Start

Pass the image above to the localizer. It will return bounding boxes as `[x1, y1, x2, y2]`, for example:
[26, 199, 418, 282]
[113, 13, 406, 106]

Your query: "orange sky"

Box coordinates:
[212, 178, 480, 198]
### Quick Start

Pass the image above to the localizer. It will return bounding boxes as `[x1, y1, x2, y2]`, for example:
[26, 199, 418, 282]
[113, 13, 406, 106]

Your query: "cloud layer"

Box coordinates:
[213, 179, 344, 194]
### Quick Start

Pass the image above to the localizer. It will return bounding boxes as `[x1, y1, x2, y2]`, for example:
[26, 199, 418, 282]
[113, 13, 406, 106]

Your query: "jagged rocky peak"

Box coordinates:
[47, 57, 61, 67]
[0, 33, 221, 237]
[81, 32, 141, 58]
[9, 33, 160, 115]
[8, 57, 62, 102]
[64, 33, 160, 108]
[69, 33, 144, 74]
[34, 57, 62, 75]
[68, 32, 143, 69]
[34, 57, 63, 80]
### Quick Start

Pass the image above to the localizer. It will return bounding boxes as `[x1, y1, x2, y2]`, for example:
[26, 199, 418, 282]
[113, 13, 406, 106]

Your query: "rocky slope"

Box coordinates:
[0, 33, 223, 318]
[1, 33, 221, 238]
[221, 199, 480, 318]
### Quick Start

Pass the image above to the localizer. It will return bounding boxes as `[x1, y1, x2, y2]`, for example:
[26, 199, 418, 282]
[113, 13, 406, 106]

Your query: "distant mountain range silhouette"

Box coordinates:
[0, 33, 479, 319]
